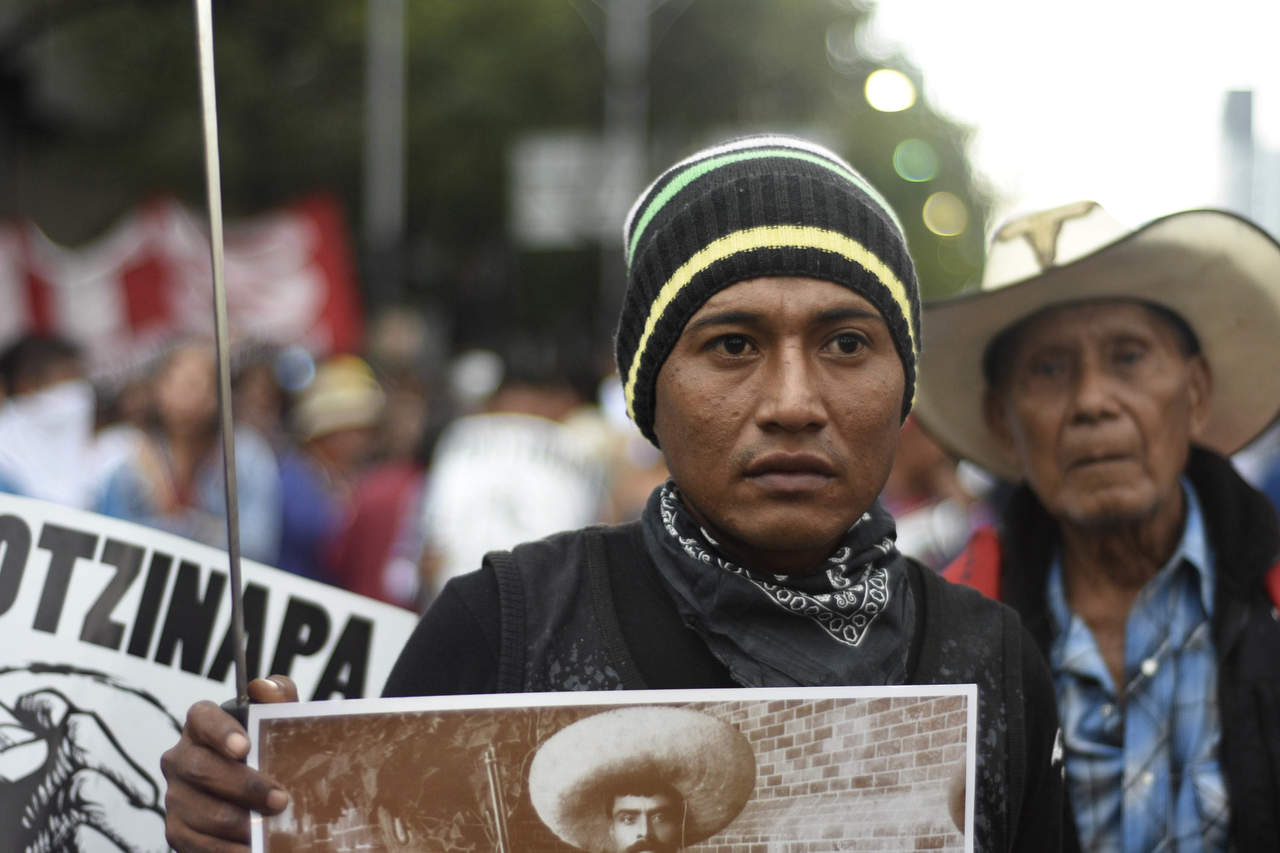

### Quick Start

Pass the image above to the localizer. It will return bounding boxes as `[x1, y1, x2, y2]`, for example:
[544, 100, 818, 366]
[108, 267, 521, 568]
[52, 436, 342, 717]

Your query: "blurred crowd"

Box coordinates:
[7, 321, 1280, 615]
[0, 324, 668, 612]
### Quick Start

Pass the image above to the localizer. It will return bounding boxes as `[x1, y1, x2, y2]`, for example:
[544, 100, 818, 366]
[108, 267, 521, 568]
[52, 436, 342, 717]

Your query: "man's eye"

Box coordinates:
[713, 335, 752, 356]
[830, 332, 865, 354]
[1029, 357, 1064, 378]
[1113, 345, 1145, 366]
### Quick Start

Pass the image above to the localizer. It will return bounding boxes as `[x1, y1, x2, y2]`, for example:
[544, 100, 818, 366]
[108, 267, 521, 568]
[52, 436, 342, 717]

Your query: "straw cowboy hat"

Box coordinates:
[527, 706, 756, 852]
[914, 201, 1280, 481]
[291, 354, 385, 442]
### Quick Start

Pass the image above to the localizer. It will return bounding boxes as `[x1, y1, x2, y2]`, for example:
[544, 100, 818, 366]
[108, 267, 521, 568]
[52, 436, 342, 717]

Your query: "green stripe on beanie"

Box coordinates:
[624, 145, 905, 266]
[615, 134, 921, 447]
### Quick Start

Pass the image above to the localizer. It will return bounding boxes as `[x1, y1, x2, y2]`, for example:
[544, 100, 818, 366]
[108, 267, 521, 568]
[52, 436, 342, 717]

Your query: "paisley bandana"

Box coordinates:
[640, 483, 915, 687]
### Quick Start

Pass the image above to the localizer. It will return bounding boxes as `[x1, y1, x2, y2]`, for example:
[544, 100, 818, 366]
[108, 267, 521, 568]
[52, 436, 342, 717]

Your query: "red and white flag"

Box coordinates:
[0, 194, 364, 372]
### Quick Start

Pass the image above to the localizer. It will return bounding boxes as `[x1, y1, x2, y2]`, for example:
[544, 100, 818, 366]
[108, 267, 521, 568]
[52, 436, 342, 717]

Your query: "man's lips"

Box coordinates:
[743, 453, 836, 490]
[1067, 452, 1133, 471]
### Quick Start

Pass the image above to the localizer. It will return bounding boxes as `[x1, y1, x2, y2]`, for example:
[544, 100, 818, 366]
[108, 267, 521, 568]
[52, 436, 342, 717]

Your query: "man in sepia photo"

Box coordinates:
[604, 785, 684, 853]
[527, 706, 754, 853]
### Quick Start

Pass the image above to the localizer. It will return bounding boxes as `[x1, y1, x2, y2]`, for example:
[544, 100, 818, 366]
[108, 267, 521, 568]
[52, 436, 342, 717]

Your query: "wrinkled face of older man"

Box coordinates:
[984, 300, 1211, 528]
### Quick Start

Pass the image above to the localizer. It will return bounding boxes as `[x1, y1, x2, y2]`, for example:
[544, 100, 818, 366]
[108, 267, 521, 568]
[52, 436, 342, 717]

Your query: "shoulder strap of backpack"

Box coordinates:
[586, 526, 648, 689]
[487, 550, 526, 694]
[1001, 605, 1027, 848]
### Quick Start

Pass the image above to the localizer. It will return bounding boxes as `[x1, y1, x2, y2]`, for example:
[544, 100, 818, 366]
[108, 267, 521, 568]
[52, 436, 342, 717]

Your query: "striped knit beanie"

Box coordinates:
[616, 134, 921, 446]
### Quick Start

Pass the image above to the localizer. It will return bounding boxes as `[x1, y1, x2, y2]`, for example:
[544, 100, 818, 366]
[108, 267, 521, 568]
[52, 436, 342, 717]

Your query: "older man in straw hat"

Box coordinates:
[915, 201, 1280, 852]
[161, 134, 1064, 852]
[527, 706, 755, 853]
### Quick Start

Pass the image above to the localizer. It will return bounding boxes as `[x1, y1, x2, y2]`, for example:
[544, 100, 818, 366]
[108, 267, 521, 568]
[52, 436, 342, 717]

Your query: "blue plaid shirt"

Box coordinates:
[1047, 481, 1229, 852]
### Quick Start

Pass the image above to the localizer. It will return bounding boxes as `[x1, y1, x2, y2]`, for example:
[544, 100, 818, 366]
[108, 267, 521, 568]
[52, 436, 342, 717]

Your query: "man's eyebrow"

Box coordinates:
[686, 310, 760, 330]
[687, 306, 883, 330]
[816, 307, 884, 323]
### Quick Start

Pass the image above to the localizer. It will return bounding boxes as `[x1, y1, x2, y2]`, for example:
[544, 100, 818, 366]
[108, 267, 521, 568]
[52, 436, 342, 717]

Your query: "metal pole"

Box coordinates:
[193, 0, 249, 713]
[363, 0, 407, 309]
[597, 0, 650, 344]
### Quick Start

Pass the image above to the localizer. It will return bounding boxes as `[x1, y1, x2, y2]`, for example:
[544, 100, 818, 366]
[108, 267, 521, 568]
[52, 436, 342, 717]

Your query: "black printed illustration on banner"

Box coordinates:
[0, 664, 177, 853]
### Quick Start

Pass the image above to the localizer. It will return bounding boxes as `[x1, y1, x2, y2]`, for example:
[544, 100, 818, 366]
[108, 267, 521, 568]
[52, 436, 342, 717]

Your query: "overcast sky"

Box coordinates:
[866, 0, 1279, 227]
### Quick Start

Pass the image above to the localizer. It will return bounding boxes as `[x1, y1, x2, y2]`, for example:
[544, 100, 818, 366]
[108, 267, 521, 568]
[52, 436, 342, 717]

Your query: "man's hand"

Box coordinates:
[161, 676, 298, 853]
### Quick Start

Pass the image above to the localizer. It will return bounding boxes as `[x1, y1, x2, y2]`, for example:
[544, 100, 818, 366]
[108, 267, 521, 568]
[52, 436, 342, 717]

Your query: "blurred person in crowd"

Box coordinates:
[162, 136, 1063, 853]
[84, 359, 156, 508]
[327, 423, 436, 610]
[326, 352, 443, 609]
[276, 355, 384, 582]
[917, 201, 1280, 851]
[597, 372, 670, 522]
[94, 339, 281, 564]
[0, 333, 97, 507]
[364, 307, 441, 465]
[446, 348, 505, 414]
[232, 342, 291, 449]
[878, 415, 986, 570]
[416, 341, 611, 599]
[375, 369, 434, 464]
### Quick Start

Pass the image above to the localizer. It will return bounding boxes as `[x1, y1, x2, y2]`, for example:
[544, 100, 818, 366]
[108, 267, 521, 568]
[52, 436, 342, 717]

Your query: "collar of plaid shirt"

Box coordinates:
[1046, 479, 1229, 852]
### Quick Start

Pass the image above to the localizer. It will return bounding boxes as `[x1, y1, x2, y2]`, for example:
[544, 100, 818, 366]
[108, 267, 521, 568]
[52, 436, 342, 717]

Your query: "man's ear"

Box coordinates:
[982, 386, 1016, 456]
[1186, 353, 1213, 440]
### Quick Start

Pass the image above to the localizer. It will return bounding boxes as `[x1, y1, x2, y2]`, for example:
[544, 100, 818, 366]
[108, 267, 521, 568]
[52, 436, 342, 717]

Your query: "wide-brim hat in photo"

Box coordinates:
[527, 706, 755, 852]
[915, 201, 1280, 481]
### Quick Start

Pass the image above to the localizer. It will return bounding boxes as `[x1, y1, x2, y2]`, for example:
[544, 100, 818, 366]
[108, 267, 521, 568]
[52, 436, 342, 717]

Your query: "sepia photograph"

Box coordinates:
[249, 686, 975, 853]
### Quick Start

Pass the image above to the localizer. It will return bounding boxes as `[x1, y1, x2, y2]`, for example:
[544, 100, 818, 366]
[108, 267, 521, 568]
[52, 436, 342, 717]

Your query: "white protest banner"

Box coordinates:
[0, 493, 419, 853]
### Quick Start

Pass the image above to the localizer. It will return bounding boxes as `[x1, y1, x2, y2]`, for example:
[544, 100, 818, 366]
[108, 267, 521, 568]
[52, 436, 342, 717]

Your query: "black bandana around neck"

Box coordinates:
[640, 483, 915, 688]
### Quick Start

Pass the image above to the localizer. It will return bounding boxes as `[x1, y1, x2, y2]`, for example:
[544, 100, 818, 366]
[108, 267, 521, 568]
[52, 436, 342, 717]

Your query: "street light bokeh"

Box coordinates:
[864, 68, 916, 112]
[892, 138, 939, 182]
[922, 191, 967, 236]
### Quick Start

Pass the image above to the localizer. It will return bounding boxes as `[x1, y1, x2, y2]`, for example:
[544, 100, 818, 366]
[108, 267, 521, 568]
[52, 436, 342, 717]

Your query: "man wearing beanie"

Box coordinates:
[162, 135, 1064, 852]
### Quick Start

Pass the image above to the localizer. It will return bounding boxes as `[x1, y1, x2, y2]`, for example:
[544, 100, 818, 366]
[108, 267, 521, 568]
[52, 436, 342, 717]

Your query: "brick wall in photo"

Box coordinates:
[697, 695, 968, 852]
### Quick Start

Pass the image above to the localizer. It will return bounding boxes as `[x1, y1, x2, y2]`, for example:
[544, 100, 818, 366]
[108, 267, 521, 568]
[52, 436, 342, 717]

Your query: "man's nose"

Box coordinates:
[1069, 355, 1119, 423]
[758, 345, 826, 432]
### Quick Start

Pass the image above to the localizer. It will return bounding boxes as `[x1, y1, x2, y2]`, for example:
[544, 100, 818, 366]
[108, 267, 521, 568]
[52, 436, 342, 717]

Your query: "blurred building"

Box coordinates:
[1221, 89, 1280, 495]
[1221, 90, 1280, 237]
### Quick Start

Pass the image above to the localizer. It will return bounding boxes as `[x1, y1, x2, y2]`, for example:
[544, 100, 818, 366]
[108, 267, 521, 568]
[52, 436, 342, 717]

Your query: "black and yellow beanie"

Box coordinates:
[615, 134, 921, 446]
